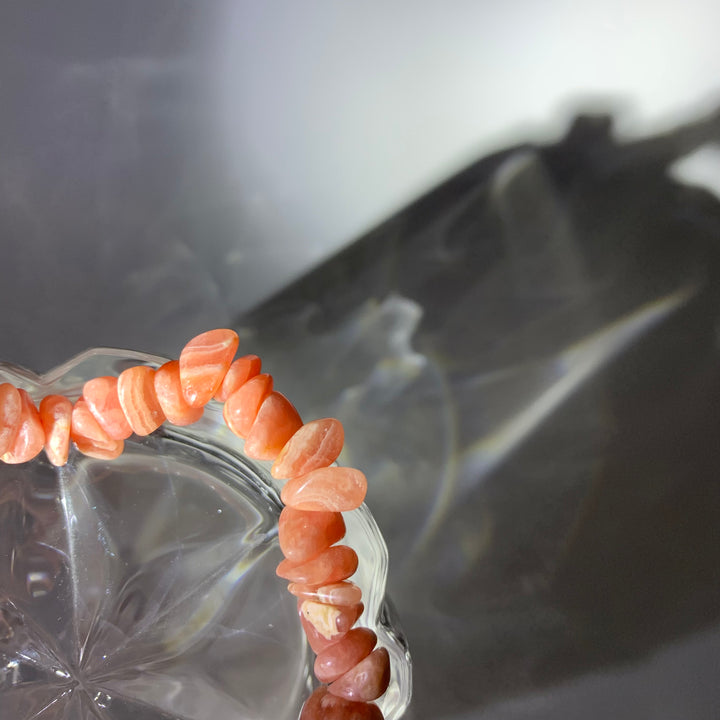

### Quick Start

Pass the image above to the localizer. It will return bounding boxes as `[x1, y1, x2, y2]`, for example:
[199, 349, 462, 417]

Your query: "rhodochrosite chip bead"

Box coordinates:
[278, 507, 346, 564]
[71, 399, 124, 459]
[223, 373, 273, 438]
[1, 390, 45, 464]
[82, 376, 132, 440]
[215, 355, 261, 402]
[300, 687, 384, 720]
[281, 466, 368, 512]
[154, 361, 204, 426]
[0, 382, 22, 455]
[179, 328, 239, 407]
[315, 628, 378, 683]
[39, 395, 73, 466]
[301, 601, 364, 639]
[288, 581, 363, 607]
[271, 417, 345, 479]
[276, 545, 358, 585]
[328, 648, 391, 702]
[243, 391, 303, 461]
[117, 366, 166, 436]
[298, 601, 364, 652]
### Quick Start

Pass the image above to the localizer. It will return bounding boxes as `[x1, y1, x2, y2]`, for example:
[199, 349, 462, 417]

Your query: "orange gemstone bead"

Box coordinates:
[279, 507, 346, 564]
[71, 399, 124, 459]
[281, 466, 368, 512]
[0, 383, 22, 456]
[300, 601, 364, 640]
[223, 373, 273, 438]
[300, 687, 384, 720]
[276, 545, 358, 585]
[39, 395, 73, 466]
[117, 366, 166, 436]
[299, 604, 344, 654]
[154, 360, 204, 426]
[83, 376, 132, 440]
[328, 648, 391, 702]
[271, 418, 344, 479]
[288, 581, 362, 607]
[215, 355, 261, 402]
[1, 390, 45, 464]
[243, 392, 303, 461]
[179, 328, 239, 407]
[315, 628, 377, 683]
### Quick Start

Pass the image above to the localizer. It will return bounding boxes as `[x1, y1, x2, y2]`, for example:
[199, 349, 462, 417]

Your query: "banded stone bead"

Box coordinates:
[1, 390, 44, 464]
[278, 507, 346, 564]
[39, 395, 73, 467]
[179, 328, 239, 407]
[271, 418, 344, 479]
[154, 360, 204, 426]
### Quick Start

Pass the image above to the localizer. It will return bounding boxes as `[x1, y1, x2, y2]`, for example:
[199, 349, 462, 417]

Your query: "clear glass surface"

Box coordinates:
[0, 349, 412, 720]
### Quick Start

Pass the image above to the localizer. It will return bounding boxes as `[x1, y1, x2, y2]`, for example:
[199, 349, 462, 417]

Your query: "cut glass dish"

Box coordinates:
[0, 348, 412, 720]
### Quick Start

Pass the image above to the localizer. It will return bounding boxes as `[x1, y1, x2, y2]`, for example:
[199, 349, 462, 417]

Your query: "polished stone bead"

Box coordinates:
[279, 507, 346, 564]
[328, 648, 391, 702]
[301, 601, 364, 640]
[271, 418, 344, 479]
[0, 383, 22, 456]
[276, 545, 358, 585]
[214, 355, 261, 402]
[243, 392, 303, 461]
[299, 605, 345, 654]
[154, 360, 204, 426]
[71, 399, 124, 459]
[39, 395, 73, 466]
[315, 628, 377, 682]
[179, 328, 239, 407]
[83, 376, 132, 439]
[117, 366, 166, 436]
[288, 581, 362, 607]
[1, 390, 45, 464]
[300, 687, 384, 720]
[223, 373, 273, 438]
[281, 466, 367, 512]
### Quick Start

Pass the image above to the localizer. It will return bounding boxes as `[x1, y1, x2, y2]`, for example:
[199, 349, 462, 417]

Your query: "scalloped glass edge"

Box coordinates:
[0, 347, 413, 719]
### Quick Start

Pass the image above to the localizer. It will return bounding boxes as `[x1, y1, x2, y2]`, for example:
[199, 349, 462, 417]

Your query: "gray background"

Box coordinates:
[2, 0, 719, 369]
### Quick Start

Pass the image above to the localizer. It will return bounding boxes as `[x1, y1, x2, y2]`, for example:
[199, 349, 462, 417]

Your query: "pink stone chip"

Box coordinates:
[300, 600, 364, 640]
[83, 376, 132, 440]
[179, 328, 239, 407]
[288, 581, 362, 607]
[154, 360, 205, 426]
[278, 507, 346, 564]
[297, 600, 364, 652]
[71, 399, 124, 460]
[281, 466, 367, 512]
[315, 628, 377, 683]
[299, 606, 345, 654]
[223, 373, 273, 439]
[215, 355, 261, 402]
[117, 366, 166, 436]
[243, 391, 303, 461]
[276, 545, 358, 585]
[1, 389, 45, 464]
[300, 687, 384, 720]
[271, 417, 344, 479]
[39, 395, 73, 467]
[0, 383, 22, 456]
[328, 648, 391, 703]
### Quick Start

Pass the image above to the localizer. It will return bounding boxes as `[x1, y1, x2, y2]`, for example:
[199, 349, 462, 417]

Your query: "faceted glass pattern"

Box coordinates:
[0, 349, 411, 720]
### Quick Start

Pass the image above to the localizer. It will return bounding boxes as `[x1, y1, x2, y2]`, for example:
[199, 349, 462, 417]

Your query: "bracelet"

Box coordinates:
[0, 329, 390, 720]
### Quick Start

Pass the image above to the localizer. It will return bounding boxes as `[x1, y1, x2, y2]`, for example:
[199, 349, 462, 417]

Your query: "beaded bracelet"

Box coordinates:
[0, 329, 390, 720]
